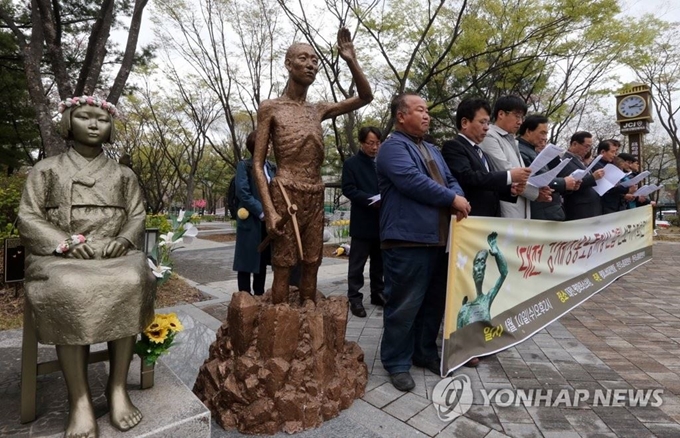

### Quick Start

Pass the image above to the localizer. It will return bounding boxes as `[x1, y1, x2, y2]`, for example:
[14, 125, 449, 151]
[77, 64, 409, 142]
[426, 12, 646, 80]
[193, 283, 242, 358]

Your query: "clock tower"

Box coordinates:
[615, 83, 653, 169]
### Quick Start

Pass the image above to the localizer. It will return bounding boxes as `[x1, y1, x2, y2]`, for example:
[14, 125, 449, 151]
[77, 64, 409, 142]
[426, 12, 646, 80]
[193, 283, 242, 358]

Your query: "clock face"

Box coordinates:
[618, 95, 646, 118]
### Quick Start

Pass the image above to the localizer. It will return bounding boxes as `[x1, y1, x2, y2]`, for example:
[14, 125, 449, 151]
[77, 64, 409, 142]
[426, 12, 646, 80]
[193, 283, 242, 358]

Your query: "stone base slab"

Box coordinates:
[0, 332, 210, 437]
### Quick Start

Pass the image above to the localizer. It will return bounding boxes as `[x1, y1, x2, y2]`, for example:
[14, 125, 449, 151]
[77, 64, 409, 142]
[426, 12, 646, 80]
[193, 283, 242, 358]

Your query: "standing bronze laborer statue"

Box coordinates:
[457, 232, 508, 329]
[18, 96, 155, 438]
[253, 28, 373, 304]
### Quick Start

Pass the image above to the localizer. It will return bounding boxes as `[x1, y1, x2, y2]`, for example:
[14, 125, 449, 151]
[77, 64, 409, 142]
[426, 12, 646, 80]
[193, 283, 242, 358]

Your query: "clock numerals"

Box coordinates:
[618, 96, 645, 118]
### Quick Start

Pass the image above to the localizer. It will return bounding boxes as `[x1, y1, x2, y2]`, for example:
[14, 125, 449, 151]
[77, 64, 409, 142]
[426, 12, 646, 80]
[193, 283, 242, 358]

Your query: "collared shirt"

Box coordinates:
[459, 133, 511, 185]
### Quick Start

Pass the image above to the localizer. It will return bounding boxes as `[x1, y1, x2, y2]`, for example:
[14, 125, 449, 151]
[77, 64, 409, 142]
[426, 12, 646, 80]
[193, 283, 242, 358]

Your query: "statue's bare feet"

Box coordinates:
[65, 396, 98, 438]
[106, 385, 142, 431]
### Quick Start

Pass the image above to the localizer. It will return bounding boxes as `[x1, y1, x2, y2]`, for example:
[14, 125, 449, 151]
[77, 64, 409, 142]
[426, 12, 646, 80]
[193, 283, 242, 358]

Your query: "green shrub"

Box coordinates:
[0, 172, 26, 237]
[145, 214, 171, 234]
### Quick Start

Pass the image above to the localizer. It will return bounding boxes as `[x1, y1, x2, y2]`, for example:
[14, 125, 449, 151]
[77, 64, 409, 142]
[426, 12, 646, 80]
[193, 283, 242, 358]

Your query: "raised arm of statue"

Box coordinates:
[486, 232, 507, 304]
[321, 27, 373, 120]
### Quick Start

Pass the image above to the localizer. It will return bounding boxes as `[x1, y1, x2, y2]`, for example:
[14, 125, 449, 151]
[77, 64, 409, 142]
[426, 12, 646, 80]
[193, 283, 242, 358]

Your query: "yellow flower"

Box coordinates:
[146, 327, 169, 344]
[163, 313, 184, 332]
[154, 313, 184, 332]
[237, 207, 249, 220]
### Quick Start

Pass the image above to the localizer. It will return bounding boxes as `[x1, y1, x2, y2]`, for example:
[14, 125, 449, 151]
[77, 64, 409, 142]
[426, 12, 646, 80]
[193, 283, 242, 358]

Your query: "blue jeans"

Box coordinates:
[380, 246, 448, 374]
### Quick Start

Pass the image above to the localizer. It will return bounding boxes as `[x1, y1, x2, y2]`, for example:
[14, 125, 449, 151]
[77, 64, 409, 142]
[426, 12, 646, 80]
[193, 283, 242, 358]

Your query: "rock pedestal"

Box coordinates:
[192, 289, 367, 435]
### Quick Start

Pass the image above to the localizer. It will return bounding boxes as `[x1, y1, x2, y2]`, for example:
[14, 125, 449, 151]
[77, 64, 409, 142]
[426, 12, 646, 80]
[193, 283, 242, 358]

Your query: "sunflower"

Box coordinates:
[146, 326, 169, 344]
[160, 313, 184, 332]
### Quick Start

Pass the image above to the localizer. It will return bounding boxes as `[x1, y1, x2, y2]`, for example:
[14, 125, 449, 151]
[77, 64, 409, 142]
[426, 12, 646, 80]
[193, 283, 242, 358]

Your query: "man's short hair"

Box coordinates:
[518, 114, 549, 136]
[596, 139, 617, 154]
[246, 131, 257, 156]
[455, 98, 491, 129]
[570, 131, 592, 145]
[390, 92, 420, 119]
[492, 95, 528, 120]
[358, 126, 382, 143]
[618, 152, 638, 163]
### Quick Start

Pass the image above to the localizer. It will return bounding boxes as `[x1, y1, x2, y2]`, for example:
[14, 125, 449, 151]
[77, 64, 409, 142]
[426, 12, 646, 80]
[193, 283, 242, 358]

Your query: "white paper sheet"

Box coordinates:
[529, 144, 563, 175]
[368, 194, 381, 205]
[528, 158, 572, 188]
[633, 184, 662, 197]
[620, 171, 651, 188]
[594, 164, 627, 196]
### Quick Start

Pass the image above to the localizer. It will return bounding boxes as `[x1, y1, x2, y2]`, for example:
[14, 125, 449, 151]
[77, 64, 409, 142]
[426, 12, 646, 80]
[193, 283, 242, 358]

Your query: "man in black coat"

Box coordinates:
[592, 139, 631, 214]
[557, 131, 605, 220]
[442, 98, 530, 217]
[341, 126, 385, 317]
[517, 115, 578, 221]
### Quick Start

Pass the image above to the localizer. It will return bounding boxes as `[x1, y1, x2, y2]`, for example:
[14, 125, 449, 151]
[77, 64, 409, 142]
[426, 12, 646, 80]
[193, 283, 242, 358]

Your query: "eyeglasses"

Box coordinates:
[505, 111, 525, 121]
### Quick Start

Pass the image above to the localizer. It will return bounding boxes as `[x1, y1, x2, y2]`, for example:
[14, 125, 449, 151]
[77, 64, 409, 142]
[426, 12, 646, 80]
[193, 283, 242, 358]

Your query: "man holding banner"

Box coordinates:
[376, 93, 470, 391]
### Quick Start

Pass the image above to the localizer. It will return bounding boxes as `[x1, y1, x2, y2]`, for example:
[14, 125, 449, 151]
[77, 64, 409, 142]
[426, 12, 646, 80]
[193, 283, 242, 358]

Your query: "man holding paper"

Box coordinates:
[342, 126, 385, 317]
[518, 115, 579, 221]
[479, 96, 552, 219]
[558, 131, 605, 220]
[618, 153, 654, 209]
[442, 98, 529, 217]
[592, 140, 633, 213]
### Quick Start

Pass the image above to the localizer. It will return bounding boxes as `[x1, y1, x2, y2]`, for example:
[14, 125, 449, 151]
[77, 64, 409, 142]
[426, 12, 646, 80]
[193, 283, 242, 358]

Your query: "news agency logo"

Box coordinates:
[432, 375, 474, 421]
[433, 376, 663, 422]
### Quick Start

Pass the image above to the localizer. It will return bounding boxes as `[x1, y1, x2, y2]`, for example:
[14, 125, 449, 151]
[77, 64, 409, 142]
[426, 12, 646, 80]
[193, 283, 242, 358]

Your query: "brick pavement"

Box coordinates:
[186, 239, 680, 437]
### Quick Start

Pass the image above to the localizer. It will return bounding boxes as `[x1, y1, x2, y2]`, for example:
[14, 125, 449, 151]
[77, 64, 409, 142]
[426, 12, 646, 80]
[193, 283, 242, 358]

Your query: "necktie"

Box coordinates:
[474, 145, 489, 171]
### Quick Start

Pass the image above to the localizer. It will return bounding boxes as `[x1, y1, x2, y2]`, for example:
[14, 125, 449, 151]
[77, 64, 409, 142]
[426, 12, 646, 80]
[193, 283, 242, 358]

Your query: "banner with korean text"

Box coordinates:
[442, 206, 653, 375]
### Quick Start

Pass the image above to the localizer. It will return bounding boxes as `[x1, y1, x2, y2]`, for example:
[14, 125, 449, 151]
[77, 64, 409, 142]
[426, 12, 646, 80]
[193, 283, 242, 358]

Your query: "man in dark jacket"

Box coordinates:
[442, 98, 529, 217]
[557, 131, 605, 220]
[377, 93, 471, 391]
[233, 131, 276, 295]
[517, 115, 578, 221]
[593, 139, 631, 213]
[342, 126, 385, 318]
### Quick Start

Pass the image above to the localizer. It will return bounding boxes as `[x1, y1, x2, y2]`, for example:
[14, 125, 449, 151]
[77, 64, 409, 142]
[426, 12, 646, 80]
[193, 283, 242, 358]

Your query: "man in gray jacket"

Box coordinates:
[480, 96, 552, 218]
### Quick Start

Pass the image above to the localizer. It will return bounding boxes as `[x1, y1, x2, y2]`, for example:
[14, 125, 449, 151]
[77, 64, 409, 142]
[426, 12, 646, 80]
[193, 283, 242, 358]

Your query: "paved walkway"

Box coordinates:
[159, 234, 680, 438]
[3, 232, 680, 437]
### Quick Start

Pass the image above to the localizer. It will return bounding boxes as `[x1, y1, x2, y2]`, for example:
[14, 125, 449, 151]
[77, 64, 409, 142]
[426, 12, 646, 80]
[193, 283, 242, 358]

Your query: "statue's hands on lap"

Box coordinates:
[68, 243, 95, 259]
[103, 237, 130, 259]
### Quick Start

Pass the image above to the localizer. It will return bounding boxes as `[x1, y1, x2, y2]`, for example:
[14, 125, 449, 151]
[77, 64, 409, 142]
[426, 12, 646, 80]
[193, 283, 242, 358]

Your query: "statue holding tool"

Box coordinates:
[253, 28, 373, 304]
[195, 28, 373, 435]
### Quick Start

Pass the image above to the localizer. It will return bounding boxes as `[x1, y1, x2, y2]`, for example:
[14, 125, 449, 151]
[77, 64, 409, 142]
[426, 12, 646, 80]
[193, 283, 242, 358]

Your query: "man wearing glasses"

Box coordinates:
[479, 96, 552, 218]
[442, 98, 530, 218]
[342, 126, 386, 318]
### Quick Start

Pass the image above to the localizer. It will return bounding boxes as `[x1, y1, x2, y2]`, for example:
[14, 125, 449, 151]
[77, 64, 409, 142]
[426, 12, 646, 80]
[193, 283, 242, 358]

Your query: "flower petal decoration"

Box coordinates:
[182, 223, 199, 244]
[146, 327, 169, 344]
[158, 231, 183, 248]
[147, 258, 172, 278]
[177, 209, 186, 222]
[160, 313, 184, 332]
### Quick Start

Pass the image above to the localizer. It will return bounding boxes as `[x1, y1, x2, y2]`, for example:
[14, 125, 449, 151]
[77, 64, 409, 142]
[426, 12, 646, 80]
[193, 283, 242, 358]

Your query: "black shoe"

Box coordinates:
[370, 293, 386, 306]
[390, 372, 415, 391]
[413, 357, 441, 376]
[350, 302, 367, 318]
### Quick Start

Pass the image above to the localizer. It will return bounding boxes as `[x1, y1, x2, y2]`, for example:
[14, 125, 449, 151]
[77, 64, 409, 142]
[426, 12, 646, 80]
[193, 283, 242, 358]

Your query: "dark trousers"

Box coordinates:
[238, 222, 270, 295]
[380, 246, 448, 374]
[347, 237, 384, 305]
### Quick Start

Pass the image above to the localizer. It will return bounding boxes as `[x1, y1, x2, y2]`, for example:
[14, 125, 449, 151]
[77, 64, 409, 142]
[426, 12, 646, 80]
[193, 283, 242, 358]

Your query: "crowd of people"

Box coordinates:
[232, 90, 654, 392]
[337, 93, 654, 391]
